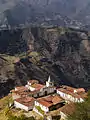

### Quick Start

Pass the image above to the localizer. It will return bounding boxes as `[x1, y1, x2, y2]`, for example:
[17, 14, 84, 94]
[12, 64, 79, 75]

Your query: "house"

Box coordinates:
[14, 97, 35, 111]
[27, 80, 39, 86]
[34, 95, 65, 116]
[29, 83, 45, 91]
[11, 86, 29, 100]
[60, 103, 75, 120]
[74, 88, 85, 93]
[57, 85, 86, 103]
[15, 86, 28, 92]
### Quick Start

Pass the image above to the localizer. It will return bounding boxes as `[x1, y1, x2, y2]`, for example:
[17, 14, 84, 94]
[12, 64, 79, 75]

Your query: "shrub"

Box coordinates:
[67, 91, 90, 120]
[35, 106, 44, 115]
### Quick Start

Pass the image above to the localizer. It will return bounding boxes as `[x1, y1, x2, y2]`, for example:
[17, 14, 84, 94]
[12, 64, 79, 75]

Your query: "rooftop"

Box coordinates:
[31, 83, 45, 90]
[15, 86, 28, 92]
[75, 88, 85, 93]
[15, 97, 35, 107]
[57, 86, 86, 99]
[60, 85, 76, 92]
[60, 103, 75, 116]
[37, 95, 64, 108]
[28, 80, 39, 85]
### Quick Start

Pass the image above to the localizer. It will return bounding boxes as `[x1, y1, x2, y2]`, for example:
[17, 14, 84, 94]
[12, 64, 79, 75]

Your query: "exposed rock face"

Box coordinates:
[1, 0, 90, 27]
[0, 29, 27, 55]
[28, 27, 90, 88]
[0, 27, 90, 97]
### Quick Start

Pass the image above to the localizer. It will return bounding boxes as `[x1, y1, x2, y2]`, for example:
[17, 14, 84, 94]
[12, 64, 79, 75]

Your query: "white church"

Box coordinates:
[26, 76, 56, 97]
[12, 76, 56, 99]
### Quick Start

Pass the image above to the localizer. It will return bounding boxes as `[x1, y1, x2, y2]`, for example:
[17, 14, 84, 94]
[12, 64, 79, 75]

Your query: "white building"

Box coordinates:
[34, 95, 64, 115]
[11, 76, 56, 103]
[57, 86, 86, 103]
[27, 80, 39, 86]
[46, 76, 54, 87]
[11, 86, 28, 100]
[26, 76, 56, 97]
[14, 97, 35, 111]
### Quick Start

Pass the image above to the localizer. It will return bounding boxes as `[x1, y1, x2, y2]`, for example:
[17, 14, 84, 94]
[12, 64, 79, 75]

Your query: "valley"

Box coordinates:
[0, 27, 90, 98]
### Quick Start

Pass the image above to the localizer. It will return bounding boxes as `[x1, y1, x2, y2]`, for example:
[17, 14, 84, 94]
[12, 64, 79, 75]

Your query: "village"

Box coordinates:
[10, 76, 87, 120]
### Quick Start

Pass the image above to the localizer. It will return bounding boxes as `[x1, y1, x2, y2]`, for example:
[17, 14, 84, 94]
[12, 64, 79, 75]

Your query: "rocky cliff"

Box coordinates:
[0, 27, 90, 97]
[1, 0, 90, 27]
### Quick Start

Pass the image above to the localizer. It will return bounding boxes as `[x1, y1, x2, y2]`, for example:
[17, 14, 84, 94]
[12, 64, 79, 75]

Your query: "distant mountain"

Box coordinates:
[0, 0, 90, 27]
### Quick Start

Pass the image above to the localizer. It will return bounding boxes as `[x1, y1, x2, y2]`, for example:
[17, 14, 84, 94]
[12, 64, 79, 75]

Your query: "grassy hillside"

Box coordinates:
[0, 95, 35, 120]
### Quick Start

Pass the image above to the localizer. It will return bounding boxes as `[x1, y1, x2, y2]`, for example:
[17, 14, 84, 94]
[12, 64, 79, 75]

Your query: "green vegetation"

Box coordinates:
[0, 95, 35, 120]
[35, 106, 44, 115]
[0, 51, 43, 65]
[68, 91, 90, 120]
[0, 105, 35, 120]
[28, 52, 40, 57]
[0, 54, 17, 64]
[17, 52, 27, 59]
[7, 114, 35, 120]
[0, 95, 13, 110]
[56, 27, 72, 35]
[28, 52, 42, 65]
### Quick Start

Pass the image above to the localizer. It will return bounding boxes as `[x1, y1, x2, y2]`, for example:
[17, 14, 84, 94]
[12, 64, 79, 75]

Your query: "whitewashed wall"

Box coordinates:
[57, 90, 84, 103]
[35, 101, 49, 112]
[14, 101, 33, 111]
[29, 86, 35, 91]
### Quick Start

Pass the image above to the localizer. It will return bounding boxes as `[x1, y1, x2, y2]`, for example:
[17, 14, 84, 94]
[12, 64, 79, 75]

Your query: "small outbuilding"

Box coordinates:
[14, 97, 35, 111]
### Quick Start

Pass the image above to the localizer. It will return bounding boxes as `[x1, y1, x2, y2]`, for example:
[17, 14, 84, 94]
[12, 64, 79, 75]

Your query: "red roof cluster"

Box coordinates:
[57, 85, 86, 99]
[15, 97, 35, 107]
[37, 95, 64, 108]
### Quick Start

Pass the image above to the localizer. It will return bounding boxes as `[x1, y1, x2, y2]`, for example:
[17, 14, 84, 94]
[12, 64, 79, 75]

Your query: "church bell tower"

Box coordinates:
[46, 76, 54, 87]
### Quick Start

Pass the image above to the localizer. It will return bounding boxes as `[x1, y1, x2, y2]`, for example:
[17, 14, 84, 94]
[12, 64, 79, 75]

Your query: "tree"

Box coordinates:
[68, 91, 90, 120]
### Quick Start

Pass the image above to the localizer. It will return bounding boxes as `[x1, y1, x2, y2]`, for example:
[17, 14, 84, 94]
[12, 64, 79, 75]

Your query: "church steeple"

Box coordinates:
[46, 75, 54, 87]
[48, 75, 51, 83]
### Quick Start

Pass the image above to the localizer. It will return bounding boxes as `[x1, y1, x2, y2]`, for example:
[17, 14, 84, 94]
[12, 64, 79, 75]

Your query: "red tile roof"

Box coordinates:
[60, 103, 75, 116]
[52, 95, 63, 105]
[37, 95, 64, 108]
[15, 86, 28, 92]
[61, 85, 76, 92]
[76, 88, 85, 93]
[58, 88, 82, 99]
[28, 80, 39, 85]
[57, 86, 86, 99]
[12, 88, 40, 97]
[15, 97, 35, 107]
[39, 100, 53, 107]
[31, 83, 44, 90]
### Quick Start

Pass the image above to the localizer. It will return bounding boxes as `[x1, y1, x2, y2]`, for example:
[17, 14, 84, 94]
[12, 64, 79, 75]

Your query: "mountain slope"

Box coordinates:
[0, 27, 90, 98]
[0, 0, 90, 26]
